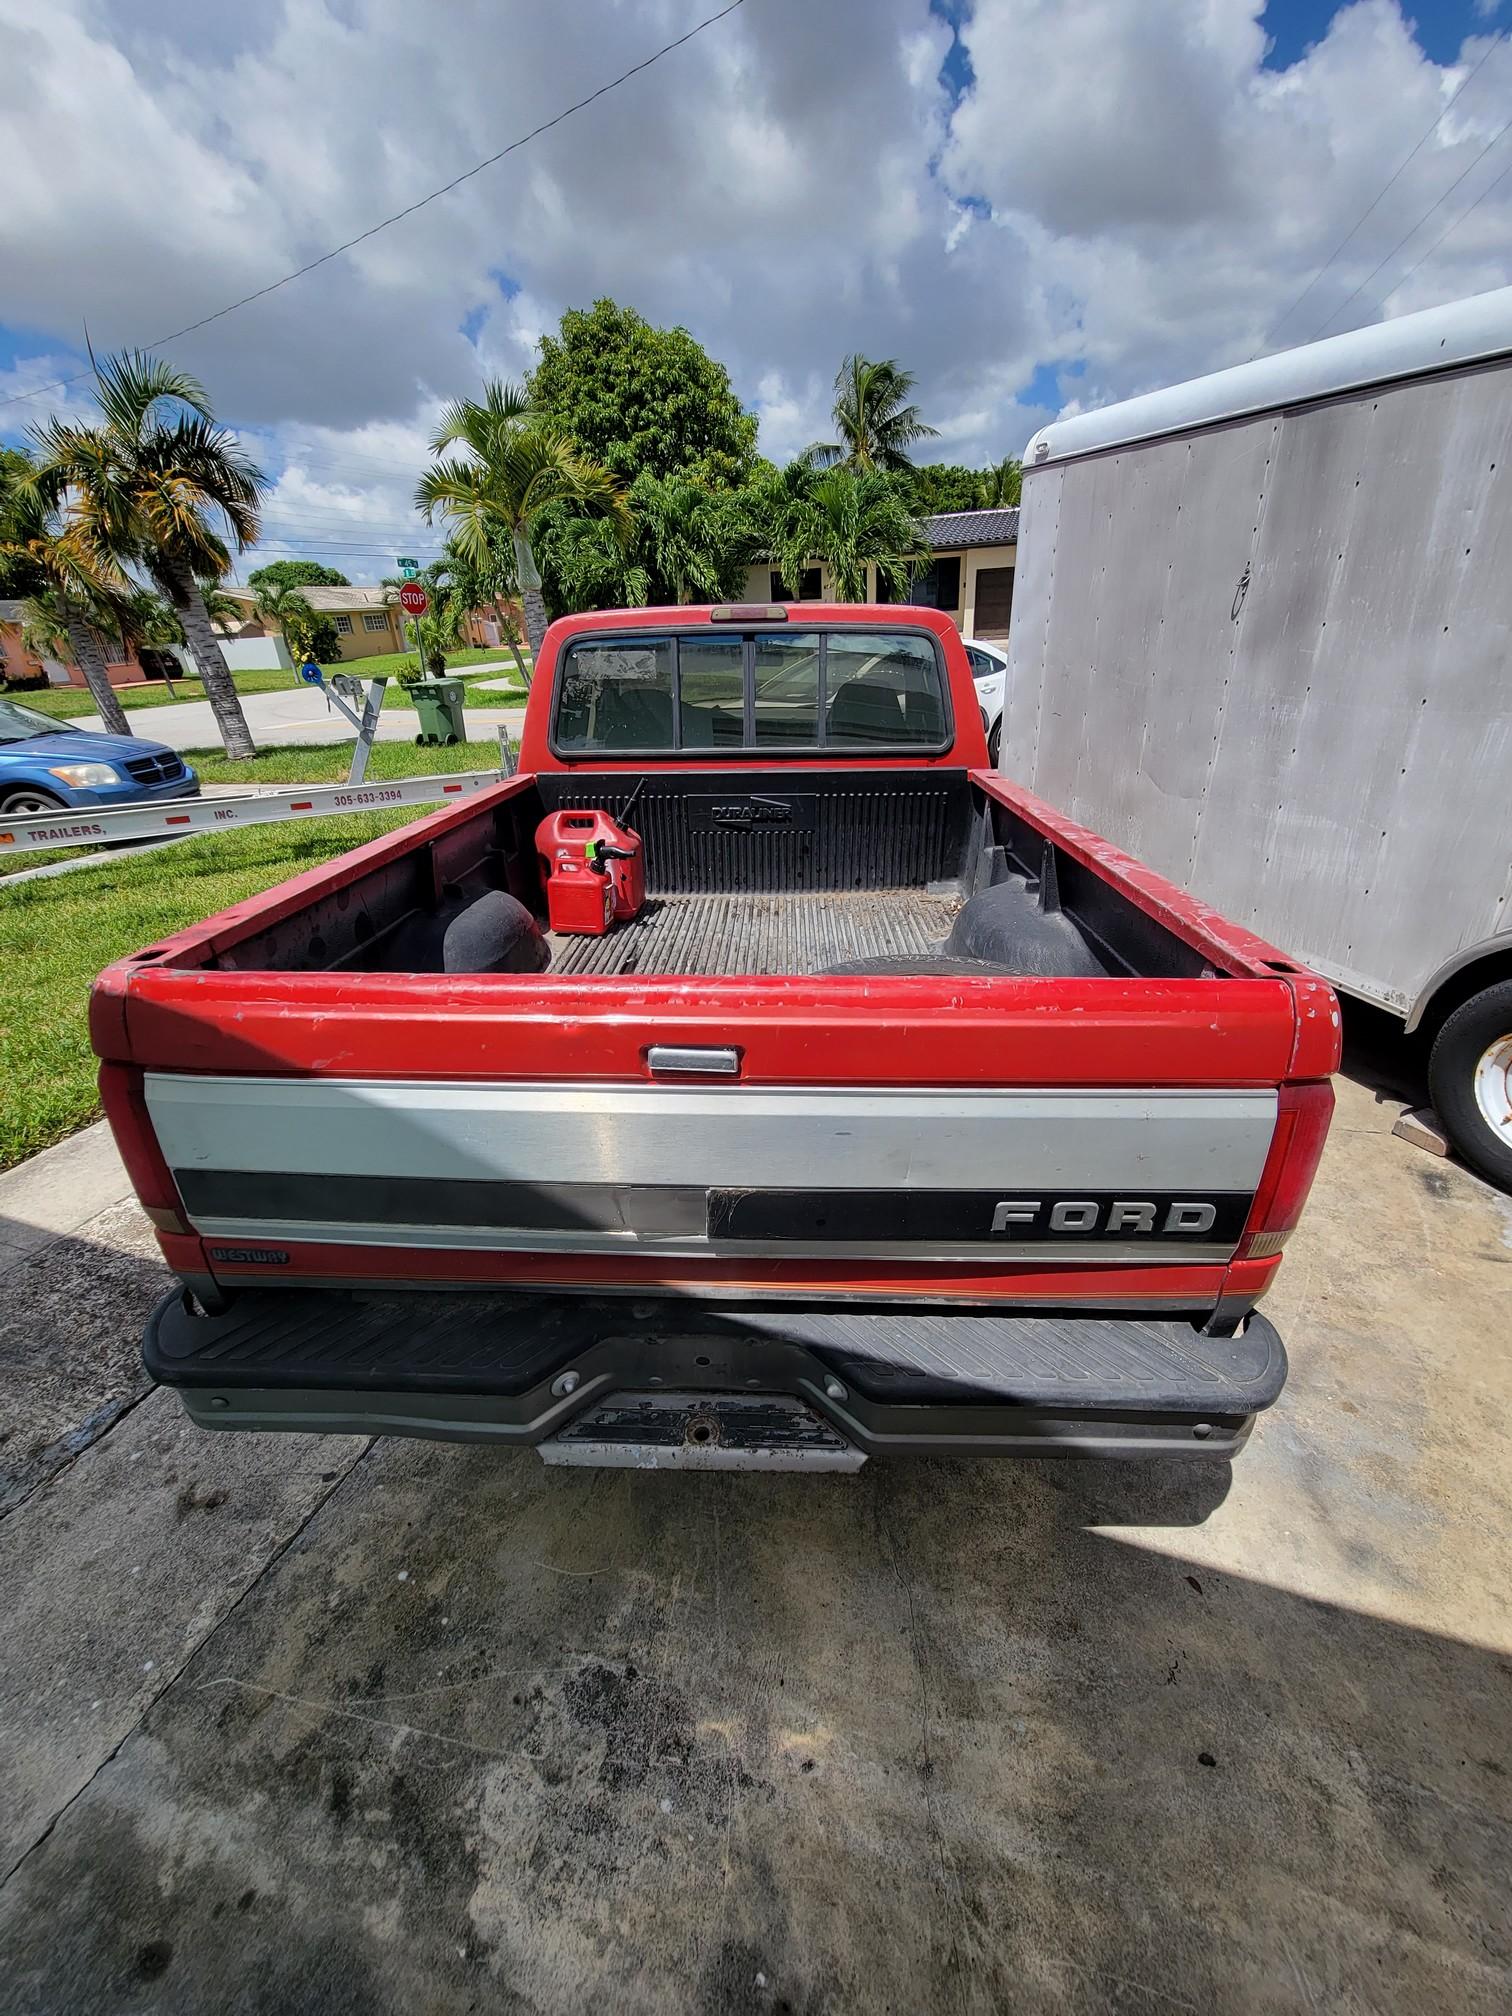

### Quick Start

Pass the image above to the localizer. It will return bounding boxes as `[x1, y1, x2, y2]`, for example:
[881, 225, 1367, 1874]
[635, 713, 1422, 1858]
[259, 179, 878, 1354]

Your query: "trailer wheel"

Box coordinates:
[1428, 979, 1512, 1191]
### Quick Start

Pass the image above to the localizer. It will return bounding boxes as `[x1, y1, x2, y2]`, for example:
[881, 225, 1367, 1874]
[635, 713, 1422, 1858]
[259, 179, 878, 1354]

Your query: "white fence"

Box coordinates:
[201, 637, 294, 673]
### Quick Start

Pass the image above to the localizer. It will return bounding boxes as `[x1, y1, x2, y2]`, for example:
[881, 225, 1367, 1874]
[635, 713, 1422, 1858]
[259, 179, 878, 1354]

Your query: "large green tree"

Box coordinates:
[31, 352, 266, 760]
[812, 356, 938, 473]
[528, 299, 757, 488]
[909, 463, 988, 515]
[247, 558, 350, 590]
[416, 379, 632, 658]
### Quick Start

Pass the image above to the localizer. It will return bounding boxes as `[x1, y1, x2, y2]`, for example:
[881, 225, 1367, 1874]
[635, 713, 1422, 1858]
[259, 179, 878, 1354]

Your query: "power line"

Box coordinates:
[1311, 111, 1512, 340]
[252, 541, 431, 557]
[249, 523, 439, 540]
[1380, 159, 1512, 299]
[1260, 28, 1506, 353]
[0, 0, 750, 414]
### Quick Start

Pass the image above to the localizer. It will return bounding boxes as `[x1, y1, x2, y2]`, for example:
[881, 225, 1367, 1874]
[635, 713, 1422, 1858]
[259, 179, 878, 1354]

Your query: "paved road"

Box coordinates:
[1, 1020, 1509, 2013]
[75, 668, 529, 752]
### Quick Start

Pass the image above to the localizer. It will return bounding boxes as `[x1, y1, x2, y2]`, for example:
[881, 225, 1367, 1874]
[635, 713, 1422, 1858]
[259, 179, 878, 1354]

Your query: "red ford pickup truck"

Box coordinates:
[92, 605, 1338, 1470]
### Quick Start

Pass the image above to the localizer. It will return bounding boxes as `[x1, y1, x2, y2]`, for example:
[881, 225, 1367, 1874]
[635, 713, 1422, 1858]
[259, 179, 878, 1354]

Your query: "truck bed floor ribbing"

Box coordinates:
[545, 888, 962, 978]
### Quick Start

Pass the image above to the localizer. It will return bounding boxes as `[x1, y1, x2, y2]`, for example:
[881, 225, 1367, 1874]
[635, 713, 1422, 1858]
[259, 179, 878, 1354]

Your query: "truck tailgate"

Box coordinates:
[145, 1073, 1275, 1266]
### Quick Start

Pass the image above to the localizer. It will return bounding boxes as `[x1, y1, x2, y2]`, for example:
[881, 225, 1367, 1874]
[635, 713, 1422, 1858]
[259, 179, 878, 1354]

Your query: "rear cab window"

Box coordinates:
[552, 626, 953, 757]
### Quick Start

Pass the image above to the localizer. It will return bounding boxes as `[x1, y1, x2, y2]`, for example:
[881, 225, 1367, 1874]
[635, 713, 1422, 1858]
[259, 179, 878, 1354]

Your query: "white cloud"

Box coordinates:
[751, 369, 830, 466]
[945, 0, 1512, 391]
[0, 0, 1507, 580]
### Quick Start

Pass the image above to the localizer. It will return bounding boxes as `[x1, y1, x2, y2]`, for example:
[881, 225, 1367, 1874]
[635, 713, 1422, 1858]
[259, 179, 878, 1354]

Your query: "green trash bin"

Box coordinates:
[412, 676, 466, 746]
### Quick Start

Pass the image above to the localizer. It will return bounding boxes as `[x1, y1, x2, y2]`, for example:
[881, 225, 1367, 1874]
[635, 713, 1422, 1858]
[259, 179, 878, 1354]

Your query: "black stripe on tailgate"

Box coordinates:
[177, 1171, 1251, 1247]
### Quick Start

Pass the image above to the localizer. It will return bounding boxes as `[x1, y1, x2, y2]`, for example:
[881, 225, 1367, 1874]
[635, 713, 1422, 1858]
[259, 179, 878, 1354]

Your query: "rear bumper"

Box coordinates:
[144, 1288, 1286, 1463]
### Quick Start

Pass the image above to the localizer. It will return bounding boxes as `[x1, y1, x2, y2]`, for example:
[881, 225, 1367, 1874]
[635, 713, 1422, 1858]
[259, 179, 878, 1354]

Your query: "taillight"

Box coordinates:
[1236, 1080, 1334, 1260]
[97, 1062, 187, 1235]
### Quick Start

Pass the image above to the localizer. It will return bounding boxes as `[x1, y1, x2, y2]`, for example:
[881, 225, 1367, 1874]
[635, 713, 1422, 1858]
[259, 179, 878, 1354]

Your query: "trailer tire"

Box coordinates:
[1428, 979, 1512, 1191]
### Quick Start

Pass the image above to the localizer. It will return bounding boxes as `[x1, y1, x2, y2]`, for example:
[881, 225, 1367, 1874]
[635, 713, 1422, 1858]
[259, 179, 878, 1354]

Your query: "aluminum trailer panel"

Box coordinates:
[1006, 297, 1512, 1020]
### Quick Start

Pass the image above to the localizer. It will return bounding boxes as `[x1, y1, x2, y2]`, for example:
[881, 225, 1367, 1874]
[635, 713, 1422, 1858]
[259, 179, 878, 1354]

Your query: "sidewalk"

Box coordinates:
[75, 668, 529, 753]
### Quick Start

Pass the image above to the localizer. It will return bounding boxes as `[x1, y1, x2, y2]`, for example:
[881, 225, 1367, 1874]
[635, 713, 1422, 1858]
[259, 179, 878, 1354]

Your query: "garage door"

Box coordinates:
[974, 565, 1015, 638]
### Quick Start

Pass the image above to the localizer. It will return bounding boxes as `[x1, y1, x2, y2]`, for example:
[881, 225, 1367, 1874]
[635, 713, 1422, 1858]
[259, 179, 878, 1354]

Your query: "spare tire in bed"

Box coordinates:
[381, 889, 548, 974]
[443, 890, 548, 974]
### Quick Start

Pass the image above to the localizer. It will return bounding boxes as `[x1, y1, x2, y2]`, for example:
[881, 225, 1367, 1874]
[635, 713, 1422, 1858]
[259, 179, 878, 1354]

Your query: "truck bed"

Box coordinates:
[547, 887, 963, 977]
[202, 768, 1202, 985]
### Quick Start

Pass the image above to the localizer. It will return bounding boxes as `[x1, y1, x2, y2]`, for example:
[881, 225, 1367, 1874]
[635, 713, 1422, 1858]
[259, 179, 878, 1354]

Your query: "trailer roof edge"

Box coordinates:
[1023, 285, 1512, 468]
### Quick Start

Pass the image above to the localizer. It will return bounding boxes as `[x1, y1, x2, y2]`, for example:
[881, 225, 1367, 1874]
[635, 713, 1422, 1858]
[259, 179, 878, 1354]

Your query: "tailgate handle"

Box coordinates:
[646, 1045, 741, 1078]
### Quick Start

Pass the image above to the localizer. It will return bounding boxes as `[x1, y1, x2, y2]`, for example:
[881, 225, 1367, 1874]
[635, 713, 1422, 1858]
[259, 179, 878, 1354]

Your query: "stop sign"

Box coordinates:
[398, 582, 428, 616]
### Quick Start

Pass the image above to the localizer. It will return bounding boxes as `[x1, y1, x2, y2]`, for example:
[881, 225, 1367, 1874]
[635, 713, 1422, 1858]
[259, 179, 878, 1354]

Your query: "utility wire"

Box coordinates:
[1311, 111, 1512, 339]
[0, 0, 750, 413]
[1259, 28, 1505, 352]
[1381, 159, 1512, 299]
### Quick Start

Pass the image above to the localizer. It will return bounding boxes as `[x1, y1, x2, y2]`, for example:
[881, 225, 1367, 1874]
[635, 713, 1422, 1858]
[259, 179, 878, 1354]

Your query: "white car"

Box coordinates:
[965, 639, 1009, 765]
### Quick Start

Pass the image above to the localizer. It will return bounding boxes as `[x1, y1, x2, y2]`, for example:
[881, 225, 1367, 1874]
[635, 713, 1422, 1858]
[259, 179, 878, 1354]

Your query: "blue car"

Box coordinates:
[0, 696, 198, 817]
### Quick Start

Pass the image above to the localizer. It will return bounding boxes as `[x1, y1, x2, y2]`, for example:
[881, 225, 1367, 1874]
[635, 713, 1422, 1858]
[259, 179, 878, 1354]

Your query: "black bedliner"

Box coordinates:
[207, 766, 1214, 983]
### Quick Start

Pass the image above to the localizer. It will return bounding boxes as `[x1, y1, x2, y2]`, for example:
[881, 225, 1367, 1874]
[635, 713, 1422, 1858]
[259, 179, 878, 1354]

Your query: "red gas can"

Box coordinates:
[535, 809, 645, 936]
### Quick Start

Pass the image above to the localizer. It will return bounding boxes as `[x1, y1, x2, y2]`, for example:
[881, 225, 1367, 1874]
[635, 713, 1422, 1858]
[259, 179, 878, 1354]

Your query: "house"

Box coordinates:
[739, 506, 1019, 642]
[221, 583, 524, 663]
[222, 585, 408, 662]
[0, 597, 155, 690]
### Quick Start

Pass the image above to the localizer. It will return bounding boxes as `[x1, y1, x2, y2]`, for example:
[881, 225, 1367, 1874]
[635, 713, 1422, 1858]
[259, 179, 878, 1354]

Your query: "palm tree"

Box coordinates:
[977, 455, 1022, 508]
[18, 589, 73, 668]
[30, 352, 266, 760]
[774, 467, 927, 602]
[435, 530, 533, 689]
[0, 471, 135, 736]
[251, 578, 316, 666]
[631, 474, 748, 605]
[416, 380, 632, 658]
[811, 356, 939, 473]
[202, 582, 248, 635]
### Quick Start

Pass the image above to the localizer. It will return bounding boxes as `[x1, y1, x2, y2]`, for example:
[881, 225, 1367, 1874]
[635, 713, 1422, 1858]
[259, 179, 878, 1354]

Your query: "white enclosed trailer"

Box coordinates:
[1005, 287, 1512, 1189]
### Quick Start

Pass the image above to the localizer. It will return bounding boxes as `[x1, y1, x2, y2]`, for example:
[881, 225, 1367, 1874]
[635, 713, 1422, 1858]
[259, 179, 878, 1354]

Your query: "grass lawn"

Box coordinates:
[12, 667, 301, 721]
[184, 737, 509, 787]
[316, 643, 532, 681]
[0, 809, 415, 1170]
[7, 645, 530, 721]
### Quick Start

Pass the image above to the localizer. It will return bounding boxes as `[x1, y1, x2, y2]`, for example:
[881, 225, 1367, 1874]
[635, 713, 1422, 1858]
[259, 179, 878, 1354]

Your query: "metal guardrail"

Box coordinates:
[0, 769, 505, 858]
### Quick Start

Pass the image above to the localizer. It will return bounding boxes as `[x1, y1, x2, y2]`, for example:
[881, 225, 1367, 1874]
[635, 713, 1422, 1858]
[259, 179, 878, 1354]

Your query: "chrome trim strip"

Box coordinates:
[190, 1214, 1236, 1264]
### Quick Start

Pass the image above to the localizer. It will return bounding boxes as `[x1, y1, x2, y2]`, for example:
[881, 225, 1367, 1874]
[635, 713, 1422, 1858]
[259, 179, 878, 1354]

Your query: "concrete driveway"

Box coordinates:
[76, 673, 528, 752]
[1, 1016, 1508, 2014]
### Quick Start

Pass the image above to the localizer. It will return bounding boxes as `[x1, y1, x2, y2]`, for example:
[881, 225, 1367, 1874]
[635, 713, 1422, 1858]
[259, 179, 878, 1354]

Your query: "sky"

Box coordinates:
[1, 0, 1508, 578]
